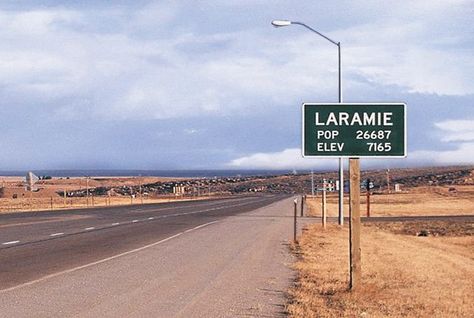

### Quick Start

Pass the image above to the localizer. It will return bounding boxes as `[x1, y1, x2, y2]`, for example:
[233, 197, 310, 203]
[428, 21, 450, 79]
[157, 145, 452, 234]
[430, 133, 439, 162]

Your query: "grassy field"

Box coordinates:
[287, 223, 473, 317]
[305, 185, 474, 217]
[288, 186, 474, 317]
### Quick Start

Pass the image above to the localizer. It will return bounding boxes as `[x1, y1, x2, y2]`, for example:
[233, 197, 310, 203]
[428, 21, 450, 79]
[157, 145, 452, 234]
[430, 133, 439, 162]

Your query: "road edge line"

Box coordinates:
[0, 221, 219, 294]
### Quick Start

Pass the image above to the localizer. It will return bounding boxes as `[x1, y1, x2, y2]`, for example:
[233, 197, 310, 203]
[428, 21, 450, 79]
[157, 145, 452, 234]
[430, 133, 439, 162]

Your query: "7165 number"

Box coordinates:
[367, 142, 392, 152]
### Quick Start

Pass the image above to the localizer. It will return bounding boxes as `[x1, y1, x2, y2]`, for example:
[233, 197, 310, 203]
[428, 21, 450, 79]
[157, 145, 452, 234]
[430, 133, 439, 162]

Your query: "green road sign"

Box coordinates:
[302, 103, 406, 157]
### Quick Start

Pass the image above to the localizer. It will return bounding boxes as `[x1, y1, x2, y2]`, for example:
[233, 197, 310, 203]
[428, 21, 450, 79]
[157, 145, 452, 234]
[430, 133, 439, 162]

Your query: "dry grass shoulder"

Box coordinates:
[305, 185, 474, 217]
[287, 223, 474, 317]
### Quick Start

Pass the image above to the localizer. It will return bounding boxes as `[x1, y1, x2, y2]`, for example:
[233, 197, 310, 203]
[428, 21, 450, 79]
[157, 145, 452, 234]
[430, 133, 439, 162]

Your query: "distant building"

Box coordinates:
[173, 186, 186, 195]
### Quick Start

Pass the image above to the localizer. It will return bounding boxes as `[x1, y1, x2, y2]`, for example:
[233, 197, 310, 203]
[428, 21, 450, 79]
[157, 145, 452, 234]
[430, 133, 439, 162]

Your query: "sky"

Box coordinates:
[0, 0, 473, 171]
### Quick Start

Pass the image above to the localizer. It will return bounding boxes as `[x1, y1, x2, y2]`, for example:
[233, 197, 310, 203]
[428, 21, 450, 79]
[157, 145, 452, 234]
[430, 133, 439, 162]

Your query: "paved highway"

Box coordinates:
[4, 195, 466, 317]
[0, 195, 288, 292]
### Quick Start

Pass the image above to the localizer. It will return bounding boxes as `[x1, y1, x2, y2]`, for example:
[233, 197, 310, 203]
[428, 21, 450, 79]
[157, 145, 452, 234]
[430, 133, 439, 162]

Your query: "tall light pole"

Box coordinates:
[272, 19, 344, 225]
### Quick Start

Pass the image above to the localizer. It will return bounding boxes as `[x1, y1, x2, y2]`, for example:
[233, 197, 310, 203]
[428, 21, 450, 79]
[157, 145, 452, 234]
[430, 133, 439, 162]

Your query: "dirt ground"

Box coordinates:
[287, 223, 473, 317]
[0, 176, 177, 195]
[0, 196, 207, 213]
[305, 185, 474, 217]
[0, 176, 196, 213]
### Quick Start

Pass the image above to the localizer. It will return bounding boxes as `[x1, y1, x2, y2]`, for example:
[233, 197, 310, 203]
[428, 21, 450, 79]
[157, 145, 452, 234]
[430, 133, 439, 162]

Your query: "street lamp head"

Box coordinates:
[271, 20, 292, 27]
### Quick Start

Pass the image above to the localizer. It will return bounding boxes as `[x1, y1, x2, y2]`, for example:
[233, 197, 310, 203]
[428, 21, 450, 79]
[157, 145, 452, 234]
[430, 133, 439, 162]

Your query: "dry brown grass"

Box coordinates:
[287, 223, 474, 317]
[0, 176, 209, 213]
[0, 196, 203, 213]
[305, 185, 474, 217]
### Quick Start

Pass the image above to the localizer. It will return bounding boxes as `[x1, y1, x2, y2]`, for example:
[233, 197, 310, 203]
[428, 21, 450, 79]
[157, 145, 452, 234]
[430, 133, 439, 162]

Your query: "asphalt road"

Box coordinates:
[4, 195, 468, 317]
[0, 195, 288, 292]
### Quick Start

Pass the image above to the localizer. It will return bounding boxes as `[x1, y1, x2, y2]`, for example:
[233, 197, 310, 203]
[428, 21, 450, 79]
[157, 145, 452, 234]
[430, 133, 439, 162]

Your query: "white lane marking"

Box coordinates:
[150, 198, 268, 221]
[129, 197, 258, 214]
[1, 197, 267, 250]
[85, 227, 95, 231]
[2, 240, 20, 245]
[0, 221, 219, 293]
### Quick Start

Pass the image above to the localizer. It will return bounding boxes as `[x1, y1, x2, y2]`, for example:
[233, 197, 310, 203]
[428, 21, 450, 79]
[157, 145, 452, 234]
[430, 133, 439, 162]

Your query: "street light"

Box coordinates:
[271, 20, 291, 27]
[272, 19, 344, 226]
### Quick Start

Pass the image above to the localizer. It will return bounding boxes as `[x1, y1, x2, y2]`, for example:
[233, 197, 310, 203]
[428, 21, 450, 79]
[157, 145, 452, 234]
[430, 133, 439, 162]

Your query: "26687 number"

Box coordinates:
[356, 130, 391, 140]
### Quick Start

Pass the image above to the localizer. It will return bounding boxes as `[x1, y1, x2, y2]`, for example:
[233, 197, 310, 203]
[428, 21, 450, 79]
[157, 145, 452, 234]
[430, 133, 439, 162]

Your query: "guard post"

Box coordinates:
[293, 198, 298, 242]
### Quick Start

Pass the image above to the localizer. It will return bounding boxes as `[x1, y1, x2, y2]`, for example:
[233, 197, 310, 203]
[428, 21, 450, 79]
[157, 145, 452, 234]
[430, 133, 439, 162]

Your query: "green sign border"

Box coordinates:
[302, 103, 407, 158]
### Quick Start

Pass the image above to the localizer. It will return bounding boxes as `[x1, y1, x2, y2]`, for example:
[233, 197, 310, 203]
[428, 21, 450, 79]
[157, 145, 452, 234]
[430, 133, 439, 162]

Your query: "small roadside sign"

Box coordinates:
[302, 103, 406, 157]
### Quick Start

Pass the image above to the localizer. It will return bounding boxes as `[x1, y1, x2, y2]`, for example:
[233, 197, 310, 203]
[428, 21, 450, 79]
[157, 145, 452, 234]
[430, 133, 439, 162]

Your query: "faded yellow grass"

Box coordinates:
[287, 224, 474, 317]
[305, 185, 474, 217]
[0, 196, 210, 214]
[0, 176, 210, 213]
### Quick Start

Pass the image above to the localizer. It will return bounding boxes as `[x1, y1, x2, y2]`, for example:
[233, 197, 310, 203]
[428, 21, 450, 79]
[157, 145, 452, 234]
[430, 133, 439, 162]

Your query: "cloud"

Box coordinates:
[228, 148, 336, 169]
[0, 1, 473, 169]
[435, 120, 474, 142]
[0, 1, 472, 124]
[413, 119, 474, 165]
[228, 118, 474, 169]
[409, 143, 474, 165]
[227, 144, 474, 169]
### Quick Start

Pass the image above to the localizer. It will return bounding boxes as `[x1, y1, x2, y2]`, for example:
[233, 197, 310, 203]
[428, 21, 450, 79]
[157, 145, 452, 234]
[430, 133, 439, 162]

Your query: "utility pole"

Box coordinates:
[366, 178, 371, 217]
[311, 170, 315, 196]
[271, 19, 344, 225]
[338, 41, 344, 226]
[322, 179, 327, 229]
[386, 169, 391, 193]
[86, 177, 89, 208]
[139, 175, 143, 204]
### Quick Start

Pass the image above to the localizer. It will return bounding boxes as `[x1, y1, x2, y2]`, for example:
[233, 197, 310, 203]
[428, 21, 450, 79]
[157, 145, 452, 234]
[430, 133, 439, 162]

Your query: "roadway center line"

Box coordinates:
[1, 197, 269, 246]
[2, 240, 20, 245]
[0, 220, 219, 294]
[129, 198, 249, 213]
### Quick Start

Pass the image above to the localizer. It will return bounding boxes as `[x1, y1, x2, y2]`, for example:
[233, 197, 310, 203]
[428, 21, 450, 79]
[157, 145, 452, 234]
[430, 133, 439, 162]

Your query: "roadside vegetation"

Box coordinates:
[287, 222, 473, 317]
[288, 187, 473, 317]
[306, 185, 474, 217]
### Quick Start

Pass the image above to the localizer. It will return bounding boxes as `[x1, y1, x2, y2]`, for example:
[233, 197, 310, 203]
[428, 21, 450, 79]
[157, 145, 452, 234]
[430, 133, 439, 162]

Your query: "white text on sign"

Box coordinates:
[315, 112, 393, 126]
